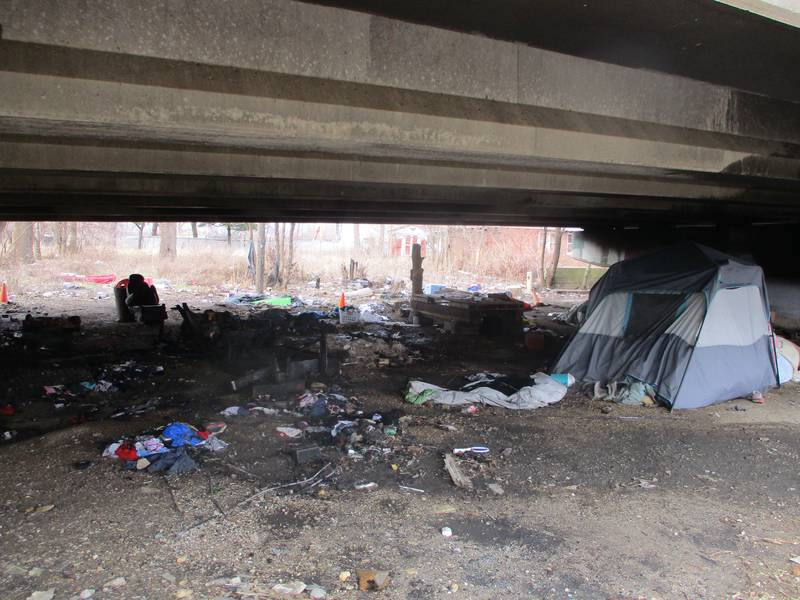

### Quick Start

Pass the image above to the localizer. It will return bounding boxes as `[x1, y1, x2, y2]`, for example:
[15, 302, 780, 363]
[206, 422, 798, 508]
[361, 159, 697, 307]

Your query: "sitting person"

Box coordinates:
[125, 273, 159, 307]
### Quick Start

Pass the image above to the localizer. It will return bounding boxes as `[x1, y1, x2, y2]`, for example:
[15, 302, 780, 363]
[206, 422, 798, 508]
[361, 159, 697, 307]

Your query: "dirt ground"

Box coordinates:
[1, 284, 799, 600]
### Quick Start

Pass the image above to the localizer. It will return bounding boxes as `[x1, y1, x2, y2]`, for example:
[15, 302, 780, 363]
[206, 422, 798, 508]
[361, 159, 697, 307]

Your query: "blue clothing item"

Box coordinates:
[161, 422, 204, 447]
[147, 446, 198, 476]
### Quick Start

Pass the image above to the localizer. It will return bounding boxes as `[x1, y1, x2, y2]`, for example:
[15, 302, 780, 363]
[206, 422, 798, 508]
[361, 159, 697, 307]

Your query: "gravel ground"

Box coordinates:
[1, 290, 799, 599]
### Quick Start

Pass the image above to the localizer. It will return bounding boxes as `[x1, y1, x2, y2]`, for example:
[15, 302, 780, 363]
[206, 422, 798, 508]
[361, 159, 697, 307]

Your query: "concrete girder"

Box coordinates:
[0, 0, 798, 224]
[1, 1, 798, 145]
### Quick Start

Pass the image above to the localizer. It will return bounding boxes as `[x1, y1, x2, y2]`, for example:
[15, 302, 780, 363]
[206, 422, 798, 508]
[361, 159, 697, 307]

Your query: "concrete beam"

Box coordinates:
[0, 0, 798, 224]
[1, 1, 798, 145]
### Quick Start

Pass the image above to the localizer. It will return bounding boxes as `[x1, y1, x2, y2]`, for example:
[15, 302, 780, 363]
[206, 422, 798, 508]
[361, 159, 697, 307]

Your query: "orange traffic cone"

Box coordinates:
[339, 291, 346, 309]
[0, 282, 8, 305]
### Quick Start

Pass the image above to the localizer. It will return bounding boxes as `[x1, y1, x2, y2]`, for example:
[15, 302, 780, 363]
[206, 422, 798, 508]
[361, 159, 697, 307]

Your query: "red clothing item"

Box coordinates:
[115, 442, 138, 462]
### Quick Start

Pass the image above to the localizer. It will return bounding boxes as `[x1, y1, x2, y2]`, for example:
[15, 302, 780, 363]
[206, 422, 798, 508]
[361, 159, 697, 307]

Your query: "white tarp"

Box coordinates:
[406, 373, 567, 410]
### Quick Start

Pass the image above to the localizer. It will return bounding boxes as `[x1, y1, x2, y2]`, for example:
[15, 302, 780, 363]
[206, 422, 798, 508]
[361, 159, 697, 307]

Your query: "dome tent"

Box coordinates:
[553, 242, 779, 409]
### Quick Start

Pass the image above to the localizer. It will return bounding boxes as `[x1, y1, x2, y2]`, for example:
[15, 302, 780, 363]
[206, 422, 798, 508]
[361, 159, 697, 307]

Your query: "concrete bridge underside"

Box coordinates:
[0, 0, 799, 225]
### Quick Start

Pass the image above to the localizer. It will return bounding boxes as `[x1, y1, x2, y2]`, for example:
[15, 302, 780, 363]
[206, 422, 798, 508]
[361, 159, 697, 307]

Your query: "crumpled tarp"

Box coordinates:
[147, 446, 198, 476]
[405, 373, 567, 410]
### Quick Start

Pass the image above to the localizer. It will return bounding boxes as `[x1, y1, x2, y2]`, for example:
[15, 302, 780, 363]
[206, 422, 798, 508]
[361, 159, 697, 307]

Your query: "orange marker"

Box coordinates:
[339, 291, 346, 309]
[0, 282, 8, 305]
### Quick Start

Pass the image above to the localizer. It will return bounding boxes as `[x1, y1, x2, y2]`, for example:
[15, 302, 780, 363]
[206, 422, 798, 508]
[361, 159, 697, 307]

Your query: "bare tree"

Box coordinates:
[272, 222, 283, 284]
[34, 223, 43, 259]
[151, 222, 159, 236]
[159, 223, 177, 259]
[191, 222, 198, 238]
[379, 224, 385, 257]
[474, 227, 487, 270]
[55, 223, 67, 255]
[67, 222, 79, 254]
[285, 223, 296, 286]
[538, 227, 548, 286]
[545, 227, 564, 289]
[353, 223, 360, 251]
[132, 222, 146, 250]
[12, 222, 35, 264]
[255, 223, 266, 293]
[0, 222, 7, 256]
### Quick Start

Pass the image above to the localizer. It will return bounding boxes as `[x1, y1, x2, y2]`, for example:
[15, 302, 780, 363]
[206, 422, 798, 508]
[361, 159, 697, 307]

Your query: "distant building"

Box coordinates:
[389, 226, 427, 257]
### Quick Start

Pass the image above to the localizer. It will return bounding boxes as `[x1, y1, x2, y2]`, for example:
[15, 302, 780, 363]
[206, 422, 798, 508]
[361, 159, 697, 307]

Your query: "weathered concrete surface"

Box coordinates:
[0, 0, 798, 223]
[2, 0, 799, 142]
[305, 0, 800, 103]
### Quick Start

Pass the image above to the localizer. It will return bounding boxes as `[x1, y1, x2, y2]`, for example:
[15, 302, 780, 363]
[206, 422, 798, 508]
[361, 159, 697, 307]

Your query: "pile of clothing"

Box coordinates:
[296, 391, 350, 419]
[102, 421, 227, 476]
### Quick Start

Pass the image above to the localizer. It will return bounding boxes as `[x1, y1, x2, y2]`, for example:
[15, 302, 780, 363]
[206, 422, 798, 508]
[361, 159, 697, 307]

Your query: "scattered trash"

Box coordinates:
[61, 272, 118, 284]
[487, 483, 505, 495]
[339, 306, 360, 325]
[441, 526, 453, 537]
[26, 590, 55, 600]
[270, 580, 306, 597]
[750, 391, 765, 404]
[104, 576, 127, 588]
[399, 485, 425, 493]
[453, 446, 489, 456]
[276, 427, 303, 439]
[25, 504, 55, 514]
[307, 584, 327, 599]
[221, 405, 279, 417]
[292, 446, 322, 465]
[357, 569, 390, 592]
[338, 571, 351, 583]
[354, 481, 379, 492]
[549, 373, 575, 387]
[443, 454, 473, 490]
[252, 296, 293, 307]
[613, 381, 655, 406]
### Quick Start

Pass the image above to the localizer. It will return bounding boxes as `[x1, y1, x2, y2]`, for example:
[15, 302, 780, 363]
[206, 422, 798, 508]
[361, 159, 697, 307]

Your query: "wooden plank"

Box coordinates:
[444, 454, 473, 490]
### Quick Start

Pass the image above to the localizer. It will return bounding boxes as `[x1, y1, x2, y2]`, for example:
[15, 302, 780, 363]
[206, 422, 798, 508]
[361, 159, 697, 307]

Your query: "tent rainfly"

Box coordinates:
[553, 242, 779, 409]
